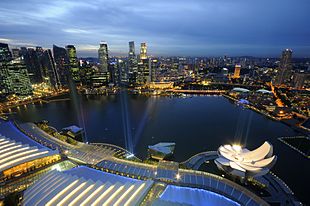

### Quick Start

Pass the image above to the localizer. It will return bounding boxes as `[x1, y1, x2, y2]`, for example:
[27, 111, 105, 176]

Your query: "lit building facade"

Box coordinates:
[292, 72, 308, 89]
[66, 45, 80, 82]
[233, 64, 241, 78]
[41, 49, 60, 89]
[97, 41, 110, 85]
[274, 49, 293, 86]
[0, 43, 12, 95]
[0, 135, 60, 182]
[150, 58, 158, 82]
[137, 58, 150, 84]
[128, 41, 138, 85]
[0, 43, 12, 62]
[11, 48, 20, 59]
[53, 45, 70, 87]
[0, 57, 33, 95]
[20, 48, 43, 84]
[140, 42, 147, 60]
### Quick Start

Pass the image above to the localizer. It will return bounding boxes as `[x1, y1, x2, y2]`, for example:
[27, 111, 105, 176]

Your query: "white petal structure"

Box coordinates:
[214, 141, 277, 178]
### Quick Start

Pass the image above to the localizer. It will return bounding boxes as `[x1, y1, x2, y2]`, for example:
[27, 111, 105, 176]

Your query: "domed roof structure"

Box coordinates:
[214, 141, 277, 178]
[231, 87, 250, 93]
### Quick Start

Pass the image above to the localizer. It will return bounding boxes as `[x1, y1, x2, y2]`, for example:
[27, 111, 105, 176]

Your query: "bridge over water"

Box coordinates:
[181, 151, 218, 170]
[167, 89, 227, 94]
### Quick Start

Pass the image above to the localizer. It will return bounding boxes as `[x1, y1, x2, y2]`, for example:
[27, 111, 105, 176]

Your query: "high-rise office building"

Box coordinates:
[0, 61, 10, 95]
[0, 43, 12, 62]
[98, 41, 109, 73]
[117, 58, 128, 85]
[233, 64, 241, 78]
[20, 48, 43, 84]
[11, 48, 20, 59]
[0, 57, 32, 95]
[292, 72, 308, 89]
[128, 41, 136, 85]
[129, 41, 135, 58]
[135, 43, 149, 84]
[137, 58, 150, 84]
[128, 41, 138, 86]
[150, 58, 158, 82]
[274, 49, 293, 86]
[0, 43, 12, 95]
[140, 43, 147, 60]
[108, 59, 120, 86]
[66, 45, 80, 81]
[35, 47, 48, 83]
[95, 41, 110, 85]
[53, 45, 70, 87]
[42, 49, 60, 89]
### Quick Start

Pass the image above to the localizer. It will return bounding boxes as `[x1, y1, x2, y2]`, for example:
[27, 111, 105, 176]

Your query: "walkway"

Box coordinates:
[181, 151, 218, 169]
[11, 120, 268, 206]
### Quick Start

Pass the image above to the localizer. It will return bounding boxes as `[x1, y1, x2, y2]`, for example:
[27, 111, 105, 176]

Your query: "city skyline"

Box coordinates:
[0, 0, 310, 57]
[0, 1, 309, 205]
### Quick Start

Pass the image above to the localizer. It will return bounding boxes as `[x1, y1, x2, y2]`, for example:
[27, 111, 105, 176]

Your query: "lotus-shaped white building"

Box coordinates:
[214, 141, 277, 178]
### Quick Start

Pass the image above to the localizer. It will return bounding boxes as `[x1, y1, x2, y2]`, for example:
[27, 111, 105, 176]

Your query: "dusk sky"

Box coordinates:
[0, 0, 309, 57]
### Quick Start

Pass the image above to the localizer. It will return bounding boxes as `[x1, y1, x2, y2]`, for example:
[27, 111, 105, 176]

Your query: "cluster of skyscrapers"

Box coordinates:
[0, 40, 159, 99]
[274, 49, 308, 88]
[0, 40, 308, 99]
[98, 41, 157, 87]
[0, 43, 80, 97]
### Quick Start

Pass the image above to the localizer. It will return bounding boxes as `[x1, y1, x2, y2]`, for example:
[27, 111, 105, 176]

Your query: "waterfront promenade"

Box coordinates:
[9, 120, 268, 206]
[16, 122, 133, 165]
[1, 118, 303, 205]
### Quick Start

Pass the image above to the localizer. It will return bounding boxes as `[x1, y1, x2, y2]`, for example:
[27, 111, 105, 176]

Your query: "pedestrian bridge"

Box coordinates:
[181, 151, 218, 170]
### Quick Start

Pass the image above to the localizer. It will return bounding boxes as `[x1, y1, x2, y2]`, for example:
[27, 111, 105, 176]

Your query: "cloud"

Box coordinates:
[76, 44, 98, 51]
[63, 29, 91, 34]
[0, 37, 36, 47]
[0, 0, 309, 57]
[0, 38, 12, 43]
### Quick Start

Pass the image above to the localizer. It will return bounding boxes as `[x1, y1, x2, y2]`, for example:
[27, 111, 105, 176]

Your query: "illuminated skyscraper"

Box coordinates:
[233, 64, 241, 78]
[274, 49, 293, 86]
[98, 41, 108, 73]
[20, 48, 43, 84]
[0, 57, 32, 95]
[0, 43, 29, 95]
[117, 58, 128, 84]
[129, 41, 135, 58]
[11, 48, 20, 59]
[140, 43, 147, 60]
[42, 49, 60, 89]
[150, 58, 158, 82]
[0, 43, 11, 94]
[128, 41, 137, 85]
[137, 58, 150, 84]
[95, 41, 110, 85]
[66, 45, 80, 81]
[292, 72, 308, 89]
[53, 45, 70, 87]
[136, 43, 149, 84]
[0, 43, 12, 61]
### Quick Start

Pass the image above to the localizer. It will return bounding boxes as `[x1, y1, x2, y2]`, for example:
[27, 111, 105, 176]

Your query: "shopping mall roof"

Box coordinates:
[256, 89, 272, 94]
[23, 166, 154, 206]
[0, 135, 58, 173]
[153, 185, 240, 206]
[0, 120, 46, 149]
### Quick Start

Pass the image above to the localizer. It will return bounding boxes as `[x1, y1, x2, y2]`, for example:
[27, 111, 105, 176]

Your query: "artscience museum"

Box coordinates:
[215, 141, 277, 178]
